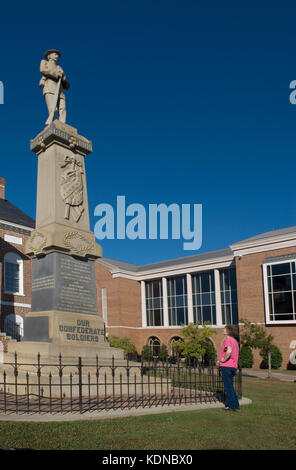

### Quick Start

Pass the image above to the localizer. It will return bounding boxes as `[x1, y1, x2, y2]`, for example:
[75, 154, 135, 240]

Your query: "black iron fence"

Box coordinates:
[0, 354, 242, 414]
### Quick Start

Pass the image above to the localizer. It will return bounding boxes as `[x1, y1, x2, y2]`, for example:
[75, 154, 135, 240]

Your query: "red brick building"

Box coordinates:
[1, 176, 296, 369]
[95, 227, 296, 370]
[0, 178, 34, 347]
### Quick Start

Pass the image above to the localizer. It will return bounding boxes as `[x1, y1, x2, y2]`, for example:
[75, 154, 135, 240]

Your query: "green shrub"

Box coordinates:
[109, 335, 137, 359]
[260, 344, 283, 369]
[141, 345, 154, 361]
[202, 340, 217, 366]
[158, 344, 168, 360]
[239, 344, 254, 368]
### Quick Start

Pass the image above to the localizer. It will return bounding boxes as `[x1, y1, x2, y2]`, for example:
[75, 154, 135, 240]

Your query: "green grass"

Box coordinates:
[0, 377, 295, 450]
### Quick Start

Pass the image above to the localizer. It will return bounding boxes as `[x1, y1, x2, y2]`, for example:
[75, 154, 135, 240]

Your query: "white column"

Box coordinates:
[214, 269, 223, 326]
[162, 277, 169, 327]
[141, 281, 147, 327]
[186, 273, 194, 324]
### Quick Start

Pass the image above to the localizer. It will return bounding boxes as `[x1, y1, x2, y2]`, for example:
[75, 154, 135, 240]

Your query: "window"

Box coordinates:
[4, 314, 23, 341]
[148, 337, 161, 357]
[167, 276, 188, 326]
[170, 336, 183, 356]
[192, 271, 216, 325]
[220, 269, 238, 325]
[263, 260, 296, 324]
[4, 252, 23, 295]
[145, 280, 163, 326]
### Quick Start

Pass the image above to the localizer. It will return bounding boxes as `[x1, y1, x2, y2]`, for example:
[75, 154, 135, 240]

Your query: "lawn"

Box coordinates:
[0, 376, 295, 450]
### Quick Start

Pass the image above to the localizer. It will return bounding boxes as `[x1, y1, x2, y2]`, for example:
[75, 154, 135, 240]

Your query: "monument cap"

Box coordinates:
[44, 49, 61, 60]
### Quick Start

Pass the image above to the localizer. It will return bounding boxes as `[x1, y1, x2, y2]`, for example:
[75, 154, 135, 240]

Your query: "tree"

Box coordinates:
[158, 344, 168, 360]
[260, 344, 283, 369]
[239, 344, 254, 368]
[239, 319, 276, 374]
[202, 339, 217, 366]
[109, 335, 137, 359]
[141, 345, 154, 361]
[239, 319, 274, 352]
[175, 322, 217, 364]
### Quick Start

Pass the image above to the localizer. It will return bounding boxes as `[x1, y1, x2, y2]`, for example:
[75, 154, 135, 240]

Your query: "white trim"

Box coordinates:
[108, 258, 234, 281]
[0, 218, 34, 232]
[186, 273, 194, 324]
[0, 300, 31, 308]
[214, 269, 223, 327]
[231, 235, 296, 257]
[4, 234, 23, 245]
[162, 277, 169, 327]
[141, 281, 147, 328]
[106, 324, 224, 330]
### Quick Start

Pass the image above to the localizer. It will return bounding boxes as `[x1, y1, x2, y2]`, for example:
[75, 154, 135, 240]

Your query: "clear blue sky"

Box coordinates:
[0, 0, 295, 264]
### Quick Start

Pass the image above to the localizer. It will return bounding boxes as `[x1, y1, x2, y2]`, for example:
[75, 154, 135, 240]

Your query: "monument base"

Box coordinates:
[7, 311, 124, 360]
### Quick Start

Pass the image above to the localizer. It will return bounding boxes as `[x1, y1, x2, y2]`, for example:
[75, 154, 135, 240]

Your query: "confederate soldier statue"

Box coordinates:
[40, 49, 70, 125]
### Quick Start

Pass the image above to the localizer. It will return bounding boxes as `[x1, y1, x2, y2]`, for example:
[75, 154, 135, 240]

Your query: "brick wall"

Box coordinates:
[235, 246, 296, 369]
[0, 227, 32, 349]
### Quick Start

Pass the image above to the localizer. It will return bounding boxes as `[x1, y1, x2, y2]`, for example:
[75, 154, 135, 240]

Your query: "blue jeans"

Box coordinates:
[220, 366, 240, 410]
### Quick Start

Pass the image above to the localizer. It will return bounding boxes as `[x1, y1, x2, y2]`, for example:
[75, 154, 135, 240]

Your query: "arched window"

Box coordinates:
[4, 252, 24, 295]
[4, 314, 24, 341]
[148, 337, 161, 357]
[170, 336, 184, 357]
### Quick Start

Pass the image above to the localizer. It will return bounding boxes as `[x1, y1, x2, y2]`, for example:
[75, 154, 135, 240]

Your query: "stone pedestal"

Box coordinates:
[8, 121, 123, 361]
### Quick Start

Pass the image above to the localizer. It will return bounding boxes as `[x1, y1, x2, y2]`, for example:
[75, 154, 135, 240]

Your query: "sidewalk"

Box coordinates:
[242, 369, 296, 382]
[0, 397, 252, 422]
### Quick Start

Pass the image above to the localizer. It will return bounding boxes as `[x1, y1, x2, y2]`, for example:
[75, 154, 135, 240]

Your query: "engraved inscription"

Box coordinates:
[32, 275, 55, 291]
[56, 256, 98, 314]
[58, 319, 104, 343]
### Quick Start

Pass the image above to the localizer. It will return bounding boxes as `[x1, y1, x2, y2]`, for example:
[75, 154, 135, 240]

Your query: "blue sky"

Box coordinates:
[0, 0, 296, 264]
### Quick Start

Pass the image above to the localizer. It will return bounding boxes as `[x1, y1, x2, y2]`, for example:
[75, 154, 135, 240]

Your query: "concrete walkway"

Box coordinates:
[0, 397, 252, 422]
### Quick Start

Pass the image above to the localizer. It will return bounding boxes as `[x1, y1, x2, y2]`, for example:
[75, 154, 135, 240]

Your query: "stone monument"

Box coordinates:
[8, 50, 123, 360]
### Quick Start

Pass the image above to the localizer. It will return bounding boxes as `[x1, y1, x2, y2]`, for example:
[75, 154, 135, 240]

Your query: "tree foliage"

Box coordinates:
[260, 344, 283, 369]
[174, 322, 217, 362]
[141, 345, 154, 361]
[239, 319, 274, 353]
[109, 335, 137, 358]
[239, 344, 254, 368]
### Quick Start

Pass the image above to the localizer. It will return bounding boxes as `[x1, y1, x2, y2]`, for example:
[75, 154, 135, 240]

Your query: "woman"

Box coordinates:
[217, 324, 240, 411]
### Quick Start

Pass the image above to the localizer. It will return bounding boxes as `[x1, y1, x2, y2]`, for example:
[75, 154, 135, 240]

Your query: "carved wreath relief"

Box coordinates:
[60, 155, 85, 222]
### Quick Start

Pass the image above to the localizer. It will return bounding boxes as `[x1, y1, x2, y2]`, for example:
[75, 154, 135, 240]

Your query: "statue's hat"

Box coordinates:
[44, 49, 61, 59]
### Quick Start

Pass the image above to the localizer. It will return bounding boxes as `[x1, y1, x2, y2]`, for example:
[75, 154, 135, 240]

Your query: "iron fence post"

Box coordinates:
[78, 356, 83, 413]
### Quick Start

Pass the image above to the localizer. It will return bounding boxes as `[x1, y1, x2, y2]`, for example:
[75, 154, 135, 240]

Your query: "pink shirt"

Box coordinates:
[219, 336, 239, 368]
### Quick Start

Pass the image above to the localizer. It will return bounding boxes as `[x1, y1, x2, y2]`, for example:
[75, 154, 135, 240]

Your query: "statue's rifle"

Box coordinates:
[46, 76, 62, 125]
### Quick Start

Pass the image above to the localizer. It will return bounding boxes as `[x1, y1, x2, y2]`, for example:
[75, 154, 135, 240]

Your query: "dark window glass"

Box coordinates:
[273, 292, 293, 314]
[272, 263, 291, 276]
[272, 275, 291, 292]
[202, 306, 212, 323]
[5, 263, 19, 293]
[154, 310, 162, 326]
[175, 277, 184, 294]
[201, 273, 210, 292]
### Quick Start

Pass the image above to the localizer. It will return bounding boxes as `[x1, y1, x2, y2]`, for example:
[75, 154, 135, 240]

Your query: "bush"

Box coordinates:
[158, 345, 168, 360]
[239, 344, 254, 368]
[202, 340, 217, 366]
[260, 344, 283, 369]
[141, 345, 154, 361]
[109, 335, 137, 359]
